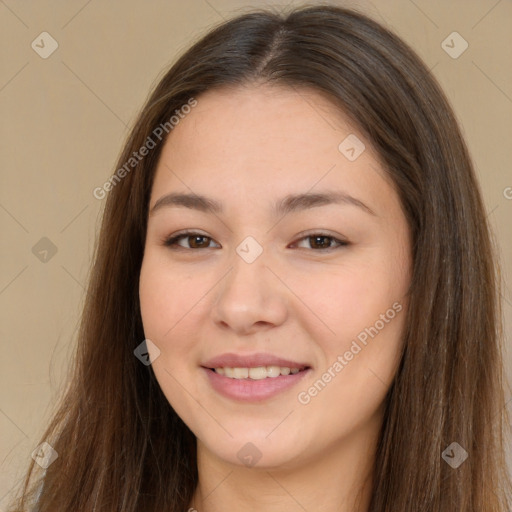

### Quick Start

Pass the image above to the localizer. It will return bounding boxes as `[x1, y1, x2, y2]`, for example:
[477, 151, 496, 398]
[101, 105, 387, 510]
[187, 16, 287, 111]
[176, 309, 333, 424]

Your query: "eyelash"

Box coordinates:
[162, 230, 349, 252]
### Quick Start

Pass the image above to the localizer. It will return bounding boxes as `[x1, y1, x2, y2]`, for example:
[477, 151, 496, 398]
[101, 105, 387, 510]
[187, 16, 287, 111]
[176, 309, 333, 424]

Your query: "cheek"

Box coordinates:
[288, 245, 409, 410]
[295, 297, 407, 441]
[139, 256, 197, 346]
[138, 257, 203, 411]
[288, 256, 407, 349]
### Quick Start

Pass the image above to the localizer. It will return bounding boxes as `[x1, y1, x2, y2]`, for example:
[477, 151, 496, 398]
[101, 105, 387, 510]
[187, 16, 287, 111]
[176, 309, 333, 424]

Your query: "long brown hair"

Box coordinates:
[8, 4, 511, 511]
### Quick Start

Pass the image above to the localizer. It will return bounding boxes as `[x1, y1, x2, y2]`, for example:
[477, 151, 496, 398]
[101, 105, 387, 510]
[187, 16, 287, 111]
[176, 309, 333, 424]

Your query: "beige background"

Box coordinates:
[1, 0, 511, 506]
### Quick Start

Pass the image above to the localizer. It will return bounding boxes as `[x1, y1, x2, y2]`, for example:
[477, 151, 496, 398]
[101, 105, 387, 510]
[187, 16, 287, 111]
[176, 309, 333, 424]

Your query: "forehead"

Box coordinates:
[165, 84, 356, 165]
[151, 84, 396, 216]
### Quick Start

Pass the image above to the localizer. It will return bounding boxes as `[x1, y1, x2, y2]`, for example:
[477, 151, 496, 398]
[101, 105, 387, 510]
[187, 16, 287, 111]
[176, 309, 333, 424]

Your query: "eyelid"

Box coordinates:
[289, 231, 349, 251]
[162, 229, 349, 251]
[162, 230, 220, 249]
[290, 229, 349, 246]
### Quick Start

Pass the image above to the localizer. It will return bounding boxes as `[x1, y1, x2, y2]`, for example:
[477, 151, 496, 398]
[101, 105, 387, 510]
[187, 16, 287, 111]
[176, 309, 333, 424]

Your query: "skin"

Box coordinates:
[139, 84, 412, 512]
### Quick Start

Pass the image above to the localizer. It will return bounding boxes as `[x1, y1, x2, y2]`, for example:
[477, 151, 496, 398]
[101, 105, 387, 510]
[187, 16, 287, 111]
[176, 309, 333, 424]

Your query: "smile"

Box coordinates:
[211, 366, 307, 379]
[202, 366, 311, 402]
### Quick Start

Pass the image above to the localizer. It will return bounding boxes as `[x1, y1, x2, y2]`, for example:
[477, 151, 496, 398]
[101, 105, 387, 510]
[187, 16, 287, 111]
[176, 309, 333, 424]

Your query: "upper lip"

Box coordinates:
[202, 353, 311, 369]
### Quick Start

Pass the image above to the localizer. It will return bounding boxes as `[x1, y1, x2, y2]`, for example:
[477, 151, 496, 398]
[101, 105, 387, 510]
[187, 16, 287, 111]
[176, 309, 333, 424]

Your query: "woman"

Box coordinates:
[8, 4, 511, 511]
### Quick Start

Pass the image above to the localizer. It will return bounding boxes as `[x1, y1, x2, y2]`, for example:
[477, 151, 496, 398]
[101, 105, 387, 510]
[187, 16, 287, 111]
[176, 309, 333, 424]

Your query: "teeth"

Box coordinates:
[213, 366, 305, 379]
[249, 366, 268, 380]
[233, 367, 249, 379]
[266, 366, 281, 378]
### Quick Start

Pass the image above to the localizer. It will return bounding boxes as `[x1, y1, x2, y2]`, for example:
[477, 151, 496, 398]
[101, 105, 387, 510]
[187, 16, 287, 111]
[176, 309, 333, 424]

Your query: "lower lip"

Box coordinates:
[202, 367, 311, 402]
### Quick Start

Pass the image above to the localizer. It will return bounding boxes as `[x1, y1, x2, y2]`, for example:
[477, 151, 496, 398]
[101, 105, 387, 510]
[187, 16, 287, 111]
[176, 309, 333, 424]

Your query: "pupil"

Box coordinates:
[313, 236, 330, 249]
[191, 236, 208, 248]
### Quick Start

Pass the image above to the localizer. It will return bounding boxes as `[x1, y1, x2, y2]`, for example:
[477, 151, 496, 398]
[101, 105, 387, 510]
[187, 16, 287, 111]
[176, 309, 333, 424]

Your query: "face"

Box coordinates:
[139, 85, 411, 469]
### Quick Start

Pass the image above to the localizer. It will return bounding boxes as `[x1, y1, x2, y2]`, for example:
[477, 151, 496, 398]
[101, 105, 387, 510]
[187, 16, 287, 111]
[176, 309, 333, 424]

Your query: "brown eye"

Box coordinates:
[294, 233, 348, 251]
[163, 232, 348, 251]
[163, 232, 219, 250]
[309, 235, 333, 249]
[187, 235, 211, 249]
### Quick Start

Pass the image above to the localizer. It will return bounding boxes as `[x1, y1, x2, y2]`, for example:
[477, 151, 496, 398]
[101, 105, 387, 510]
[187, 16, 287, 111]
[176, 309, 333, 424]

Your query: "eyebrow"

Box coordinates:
[149, 190, 376, 217]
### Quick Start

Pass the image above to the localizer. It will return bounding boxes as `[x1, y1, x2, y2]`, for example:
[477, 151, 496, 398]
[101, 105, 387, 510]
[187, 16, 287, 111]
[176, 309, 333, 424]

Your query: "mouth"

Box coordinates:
[201, 353, 312, 401]
[200, 353, 312, 402]
[206, 365, 310, 380]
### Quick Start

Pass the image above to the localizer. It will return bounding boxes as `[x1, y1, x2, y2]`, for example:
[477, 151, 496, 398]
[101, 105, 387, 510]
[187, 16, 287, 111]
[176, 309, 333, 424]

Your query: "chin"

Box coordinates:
[197, 430, 309, 471]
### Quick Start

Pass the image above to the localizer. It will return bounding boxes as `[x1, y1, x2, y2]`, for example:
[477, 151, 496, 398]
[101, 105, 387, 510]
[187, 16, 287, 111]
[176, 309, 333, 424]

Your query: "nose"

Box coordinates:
[211, 251, 288, 336]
